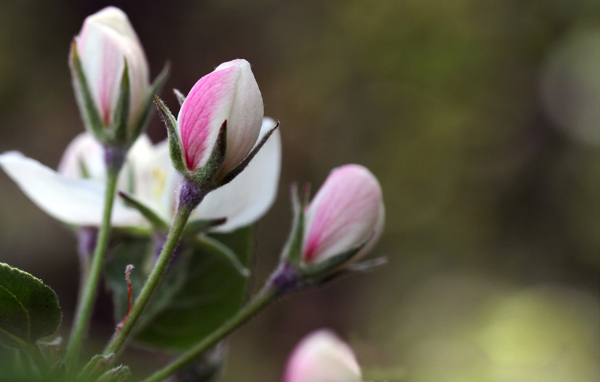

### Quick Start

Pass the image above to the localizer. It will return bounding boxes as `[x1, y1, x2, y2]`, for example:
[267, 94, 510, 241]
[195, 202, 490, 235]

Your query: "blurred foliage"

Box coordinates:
[0, 0, 598, 381]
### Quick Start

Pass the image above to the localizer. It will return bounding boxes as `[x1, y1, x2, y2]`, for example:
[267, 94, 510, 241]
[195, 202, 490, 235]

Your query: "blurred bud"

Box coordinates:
[284, 329, 362, 382]
[303, 164, 384, 265]
[269, 165, 384, 296]
[177, 59, 264, 177]
[74, 7, 149, 127]
[58, 132, 105, 179]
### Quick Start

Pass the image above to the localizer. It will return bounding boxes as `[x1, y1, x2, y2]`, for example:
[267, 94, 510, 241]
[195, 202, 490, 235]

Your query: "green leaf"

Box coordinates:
[0, 263, 61, 348]
[133, 226, 254, 352]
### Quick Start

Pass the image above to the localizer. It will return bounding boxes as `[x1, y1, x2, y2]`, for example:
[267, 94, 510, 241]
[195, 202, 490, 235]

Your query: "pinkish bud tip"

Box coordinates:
[284, 330, 362, 382]
[177, 59, 264, 177]
[302, 164, 385, 265]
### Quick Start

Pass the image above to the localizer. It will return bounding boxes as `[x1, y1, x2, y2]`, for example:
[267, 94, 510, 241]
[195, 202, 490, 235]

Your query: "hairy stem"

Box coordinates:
[142, 286, 277, 382]
[103, 194, 200, 358]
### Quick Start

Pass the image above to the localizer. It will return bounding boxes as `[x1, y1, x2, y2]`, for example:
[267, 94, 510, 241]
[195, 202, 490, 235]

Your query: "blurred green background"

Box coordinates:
[0, 0, 599, 381]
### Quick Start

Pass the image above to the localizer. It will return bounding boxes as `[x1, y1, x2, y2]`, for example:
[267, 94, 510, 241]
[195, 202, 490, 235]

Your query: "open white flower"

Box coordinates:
[0, 118, 281, 232]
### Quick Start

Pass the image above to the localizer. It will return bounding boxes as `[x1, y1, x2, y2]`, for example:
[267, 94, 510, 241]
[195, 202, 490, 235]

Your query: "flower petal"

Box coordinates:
[303, 164, 384, 263]
[284, 329, 362, 382]
[0, 151, 144, 226]
[76, 6, 149, 126]
[177, 59, 263, 174]
[192, 117, 281, 232]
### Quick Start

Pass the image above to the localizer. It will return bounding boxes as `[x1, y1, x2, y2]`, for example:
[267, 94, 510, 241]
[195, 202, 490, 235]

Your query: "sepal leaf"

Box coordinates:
[302, 233, 374, 278]
[281, 183, 305, 265]
[192, 236, 250, 277]
[191, 121, 228, 187]
[183, 218, 227, 236]
[219, 122, 279, 186]
[118, 191, 169, 230]
[112, 62, 131, 143]
[69, 40, 104, 139]
[173, 89, 186, 107]
[154, 95, 186, 174]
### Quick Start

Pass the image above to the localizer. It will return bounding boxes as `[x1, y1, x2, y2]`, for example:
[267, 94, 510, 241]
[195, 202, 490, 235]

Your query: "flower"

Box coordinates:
[303, 164, 384, 264]
[284, 329, 363, 382]
[72, 6, 150, 132]
[176, 59, 264, 179]
[136, 117, 281, 232]
[0, 118, 281, 233]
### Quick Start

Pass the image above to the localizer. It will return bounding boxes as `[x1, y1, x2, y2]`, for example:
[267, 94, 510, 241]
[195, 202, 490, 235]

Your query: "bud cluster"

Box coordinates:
[0, 6, 388, 382]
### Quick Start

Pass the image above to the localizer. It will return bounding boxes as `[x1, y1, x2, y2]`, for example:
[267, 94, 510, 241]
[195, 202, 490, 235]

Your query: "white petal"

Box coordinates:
[192, 117, 281, 232]
[0, 151, 144, 227]
[131, 140, 180, 221]
[58, 132, 105, 179]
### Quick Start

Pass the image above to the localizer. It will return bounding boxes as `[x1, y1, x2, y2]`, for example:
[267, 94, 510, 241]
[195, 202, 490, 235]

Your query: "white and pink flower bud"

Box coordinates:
[284, 330, 362, 382]
[177, 59, 264, 178]
[303, 164, 384, 264]
[75, 6, 150, 127]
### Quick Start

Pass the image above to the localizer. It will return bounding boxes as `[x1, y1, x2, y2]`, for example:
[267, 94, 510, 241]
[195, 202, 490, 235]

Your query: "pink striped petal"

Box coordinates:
[177, 59, 263, 175]
[76, 7, 149, 127]
[284, 330, 362, 382]
[303, 164, 384, 264]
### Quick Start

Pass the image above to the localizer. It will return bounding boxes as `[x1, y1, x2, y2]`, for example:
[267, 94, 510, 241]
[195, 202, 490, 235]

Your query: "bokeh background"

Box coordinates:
[1, 0, 599, 381]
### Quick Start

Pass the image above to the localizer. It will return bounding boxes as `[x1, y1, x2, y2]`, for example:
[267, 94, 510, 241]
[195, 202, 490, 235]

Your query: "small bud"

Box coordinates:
[284, 330, 362, 382]
[74, 7, 149, 130]
[303, 164, 384, 265]
[176, 59, 264, 181]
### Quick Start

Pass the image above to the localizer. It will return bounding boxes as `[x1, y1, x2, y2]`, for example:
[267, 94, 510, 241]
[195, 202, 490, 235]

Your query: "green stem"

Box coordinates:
[65, 168, 120, 368]
[142, 286, 277, 382]
[103, 204, 195, 358]
[25, 344, 49, 376]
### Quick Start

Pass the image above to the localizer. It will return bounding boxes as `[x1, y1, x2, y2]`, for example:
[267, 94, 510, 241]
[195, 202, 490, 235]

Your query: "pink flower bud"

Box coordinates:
[303, 164, 384, 264]
[75, 7, 149, 127]
[284, 330, 362, 382]
[177, 59, 264, 177]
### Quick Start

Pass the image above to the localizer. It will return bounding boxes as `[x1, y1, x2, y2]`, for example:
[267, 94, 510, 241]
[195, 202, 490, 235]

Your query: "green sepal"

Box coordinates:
[118, 191, 169, 231]
[192, 235, 251, 277]
[78, 354, 115, 382]
[302, 234, 372, 278]
[184, 217, 227, 236]
[219, 121, 279, 186]
[39, 336, 62, 364]
[48, 359, 67, 381]
[173, 88, 186, 106]
[281, 183, 305, 265]
[96, 365, 131, 382]
[131, 62, 171, 141]
[346, 256, 388, 272]
[78, 157, 91, 179]
[154, 95, 187, 174]
[191, 120, 228, 187]
[0, 263, 62, 349]
[111, 61, 131, 144]
[69, 40, 104, 140]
